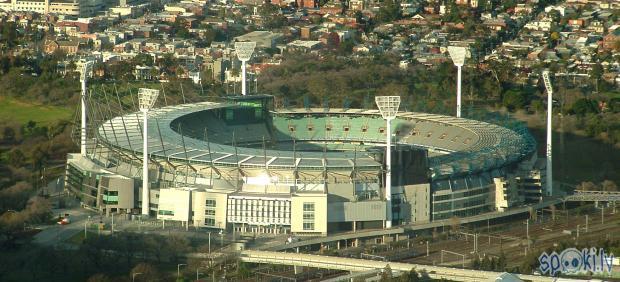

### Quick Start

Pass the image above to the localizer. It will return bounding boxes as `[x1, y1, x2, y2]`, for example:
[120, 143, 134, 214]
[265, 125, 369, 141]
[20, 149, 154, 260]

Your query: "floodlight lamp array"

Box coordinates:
[235, 41, 257, 61]
[447, 46, 467, 66]
[542, 71, 553, 95]
[80, 61, 94, 82]
[375, 96, 401, 120]
[138, 88, 160, 111]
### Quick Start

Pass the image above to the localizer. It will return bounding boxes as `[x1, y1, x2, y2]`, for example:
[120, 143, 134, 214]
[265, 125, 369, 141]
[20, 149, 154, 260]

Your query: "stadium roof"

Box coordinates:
[96, 102, 535, 179]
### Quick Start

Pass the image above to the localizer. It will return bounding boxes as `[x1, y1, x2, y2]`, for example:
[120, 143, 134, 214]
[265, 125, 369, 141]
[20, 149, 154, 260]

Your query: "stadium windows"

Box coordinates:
[326, 125, 332, 131]
[303, 202, 315, 231]
[303, 203, 314, 211]
[379, 127, 385, 134]
[206, 199, 216, 207]
[361, 126, 368, 133]
[225, 109, 234, 121]
[289, 125, 295, 132]
[307, 125, 313, 131]
[158, 210, 174, 216]
[205, 218, 215, 226]
[254, 108, 262, 119]
[344, 126, 350, 132]
[104, 191, 118, 196]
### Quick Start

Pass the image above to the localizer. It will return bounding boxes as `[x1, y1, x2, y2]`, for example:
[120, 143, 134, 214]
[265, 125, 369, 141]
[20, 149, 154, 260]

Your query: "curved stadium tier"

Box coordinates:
[66, 95, 544, 235]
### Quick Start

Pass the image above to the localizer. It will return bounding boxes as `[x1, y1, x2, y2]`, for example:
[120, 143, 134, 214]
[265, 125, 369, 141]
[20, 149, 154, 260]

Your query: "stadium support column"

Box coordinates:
[375, 96, 401, 229]
[386, 118, 393, 228]
[142, 111, 149, 216]
[546, 84, 552, 196]
[81, 77, 87, 155]
[80, 61, 93, 156]
[542, 71, 553, 196]
[242, 60, 247, 95]
[138, 88, 160, 216]
[457, 64, 462, 118]
[448, 46, 467, 118]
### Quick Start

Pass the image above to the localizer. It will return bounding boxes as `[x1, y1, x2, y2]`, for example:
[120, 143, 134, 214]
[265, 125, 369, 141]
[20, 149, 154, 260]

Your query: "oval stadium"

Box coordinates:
[65, 94, 545, 235]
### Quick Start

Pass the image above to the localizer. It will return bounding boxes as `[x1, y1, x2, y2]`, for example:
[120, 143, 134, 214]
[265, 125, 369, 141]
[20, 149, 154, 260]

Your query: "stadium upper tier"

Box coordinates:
[96, 102, 535, 180]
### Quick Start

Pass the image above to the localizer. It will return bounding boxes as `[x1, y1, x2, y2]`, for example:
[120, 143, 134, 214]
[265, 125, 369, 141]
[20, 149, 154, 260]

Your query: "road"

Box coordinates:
[32, 207, 97, 246]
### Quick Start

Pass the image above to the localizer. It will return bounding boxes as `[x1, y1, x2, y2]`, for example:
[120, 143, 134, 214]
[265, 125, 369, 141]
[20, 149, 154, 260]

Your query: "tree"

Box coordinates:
[613, 39, 620, 52]
[577, 181, 597, 191]
[0, 182, 33, 212]
[2, 126, 16, 143]
[131, 263, 160, 282]
[376, 0, 401, 23]
[450, 216, 461, 233]
[144, 235, 166, 263]
[502, 89, 528, 111]
[1, 21, 17, 47]
[496, 252, 507, 271]
[0, 210, 25, 246]
[24, 196, 51, 223]
[338, 39, 355, 55]
[471, 256, 481, 269]
[237, 261, 252, 279]
[570, 98, 598, 116]
[601, 180, 618, 192]
[259, 2, 287, 28]
[87, 273, 111, 282]
[167, 235, 190, 263]
[380, 264, 393, 281]
[549, 32, 560, 47]
[133, 53, 154, 67]
[7, 148, 25, 167]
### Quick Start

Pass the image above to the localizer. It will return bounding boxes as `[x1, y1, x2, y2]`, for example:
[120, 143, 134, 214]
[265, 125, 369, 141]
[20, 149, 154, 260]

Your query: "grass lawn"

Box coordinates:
[67, 230, 86, 245]
[0, 96, 74, 125]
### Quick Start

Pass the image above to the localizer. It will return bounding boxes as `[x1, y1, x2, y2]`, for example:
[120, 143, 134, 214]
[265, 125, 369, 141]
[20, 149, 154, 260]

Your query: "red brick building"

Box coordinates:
[297, 0, 318, 9]
[603, 29, 620, 50]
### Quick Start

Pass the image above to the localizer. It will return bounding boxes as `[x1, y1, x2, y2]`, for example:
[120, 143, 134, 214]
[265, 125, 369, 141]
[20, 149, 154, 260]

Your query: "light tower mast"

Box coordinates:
[542, 71, 553, 196]
[80, 61, 94, 156]
[234, 41, 256, 95]
[138, 88, 160, 216]
[375, 96, 401, 229]
[448, 46, 467, 118]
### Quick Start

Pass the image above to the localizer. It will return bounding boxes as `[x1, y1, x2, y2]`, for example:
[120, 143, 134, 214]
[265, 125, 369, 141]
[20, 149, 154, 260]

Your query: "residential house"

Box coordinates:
[44, 39, 83, 54]
[297, 0, 318, 8]
[234, 31, 283, 49]
[483, 18, 507, 31]
[603, 28, 620, 50]
[286, 40, 323, 52]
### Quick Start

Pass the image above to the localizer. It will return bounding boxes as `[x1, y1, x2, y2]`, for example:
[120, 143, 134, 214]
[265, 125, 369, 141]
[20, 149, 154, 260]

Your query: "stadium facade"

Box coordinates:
[65, 95, 545, 235]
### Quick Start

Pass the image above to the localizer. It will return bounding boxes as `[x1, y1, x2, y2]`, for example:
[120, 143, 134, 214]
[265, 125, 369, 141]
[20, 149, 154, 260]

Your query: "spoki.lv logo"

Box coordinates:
[539, 247, 614, 276]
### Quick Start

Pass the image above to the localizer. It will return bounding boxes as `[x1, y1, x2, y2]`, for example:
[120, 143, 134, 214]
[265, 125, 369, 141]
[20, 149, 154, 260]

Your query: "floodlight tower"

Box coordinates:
[234, 41, 256, 95]
[448, 46, 467, 118]
[375, 96, 401, 229]
[542, 71, 553, 196]
[138, 88, 160, 216]
[80, 61, 94, 156]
